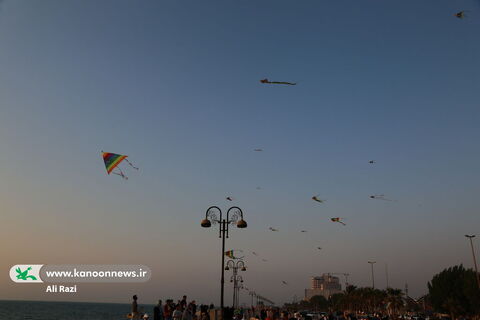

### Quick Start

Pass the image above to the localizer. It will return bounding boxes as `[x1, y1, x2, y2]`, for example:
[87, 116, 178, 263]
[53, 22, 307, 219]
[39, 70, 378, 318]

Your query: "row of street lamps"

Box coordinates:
[200, 206, 274, 310]
[367, 235, 479, 290]
[201, 206, 479, 312]
[226, 259, 246, 308]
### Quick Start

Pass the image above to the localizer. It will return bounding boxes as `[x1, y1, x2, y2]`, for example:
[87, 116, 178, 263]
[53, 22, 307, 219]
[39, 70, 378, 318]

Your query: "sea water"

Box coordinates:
[0, 300, 153, 320]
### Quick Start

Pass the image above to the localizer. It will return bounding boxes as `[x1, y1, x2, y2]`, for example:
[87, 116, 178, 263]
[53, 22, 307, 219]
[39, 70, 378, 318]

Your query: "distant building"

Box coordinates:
[305, 274, 342, 300]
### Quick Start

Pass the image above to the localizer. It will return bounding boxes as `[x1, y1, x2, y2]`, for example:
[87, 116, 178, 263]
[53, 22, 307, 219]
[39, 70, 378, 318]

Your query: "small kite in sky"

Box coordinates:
[102, 151, 138, 180]
[282, 281, 288, 285]
[225, 250, 244, 259]
[260, 78, 296, 86]
[331, 217, 346, 226]
[369, 160, 376, 164]
[262, 258, 268, 262]
[256, 187, 262, 190]
[254, 148, 263, 152]
[226, 196, 234, 201]
[269, 227, 279, 232]
[312, 195, 325, 203]
[370, 194, 393, 201]
[301, 230, 307, 233]
[454, 11, 467, 19]
[252, 251, 259, 256]
[317, 247, 322, 250]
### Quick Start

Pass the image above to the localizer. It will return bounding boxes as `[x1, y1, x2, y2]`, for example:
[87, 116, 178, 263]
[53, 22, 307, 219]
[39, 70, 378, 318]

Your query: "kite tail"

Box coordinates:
[112, 168, 128, 180]
[125, 159, 139, 170]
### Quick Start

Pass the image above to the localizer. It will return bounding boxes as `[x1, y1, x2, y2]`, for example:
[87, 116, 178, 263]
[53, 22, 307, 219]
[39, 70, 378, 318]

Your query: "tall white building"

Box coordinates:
[305, 274, 342, 300]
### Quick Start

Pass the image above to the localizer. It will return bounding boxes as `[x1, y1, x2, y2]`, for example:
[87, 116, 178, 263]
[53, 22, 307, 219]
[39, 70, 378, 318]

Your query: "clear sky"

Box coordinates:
[1, 0, 479, 306]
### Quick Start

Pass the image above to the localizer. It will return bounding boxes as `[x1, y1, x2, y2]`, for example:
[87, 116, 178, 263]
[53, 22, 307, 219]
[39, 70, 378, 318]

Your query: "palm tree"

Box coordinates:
[386, 288, 404, 317]
[343, 285, 358, 312]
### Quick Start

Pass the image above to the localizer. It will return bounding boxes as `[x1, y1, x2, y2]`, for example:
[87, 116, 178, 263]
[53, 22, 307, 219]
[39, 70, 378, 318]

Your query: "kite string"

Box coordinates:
[112, 168, 128, 180]
[125, 159, 139, 170]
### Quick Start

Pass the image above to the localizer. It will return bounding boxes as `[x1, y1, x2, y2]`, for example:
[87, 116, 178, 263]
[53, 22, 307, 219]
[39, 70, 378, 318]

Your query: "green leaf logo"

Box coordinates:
[15, 267, 38, 281]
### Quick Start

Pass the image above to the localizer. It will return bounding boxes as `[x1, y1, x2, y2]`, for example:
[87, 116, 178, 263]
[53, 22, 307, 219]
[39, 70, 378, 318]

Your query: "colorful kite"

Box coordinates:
[312, 195, 325, 203]
[260, 78, 296, 86]
[225, 250, 244, 259]
[331, 217, 346, 226]
[102, 152, 138, 180]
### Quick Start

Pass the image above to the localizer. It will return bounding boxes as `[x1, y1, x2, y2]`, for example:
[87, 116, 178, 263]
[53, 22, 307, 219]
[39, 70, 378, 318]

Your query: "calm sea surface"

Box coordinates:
[0, 300, 154, 320]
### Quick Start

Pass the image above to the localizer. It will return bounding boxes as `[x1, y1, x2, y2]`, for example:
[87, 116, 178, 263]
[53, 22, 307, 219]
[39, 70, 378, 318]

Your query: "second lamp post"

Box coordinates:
[226, 259, 246, 308]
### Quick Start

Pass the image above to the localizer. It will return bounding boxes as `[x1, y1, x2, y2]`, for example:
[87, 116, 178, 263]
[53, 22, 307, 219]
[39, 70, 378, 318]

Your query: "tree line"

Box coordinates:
[283, 265, 480, 319]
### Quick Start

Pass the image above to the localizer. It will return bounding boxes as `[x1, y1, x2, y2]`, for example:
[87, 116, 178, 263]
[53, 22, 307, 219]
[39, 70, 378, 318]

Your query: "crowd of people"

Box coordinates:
[128, 295, 395, 320]
[247, 308, 393, 320]
[128, 295, 215, 320]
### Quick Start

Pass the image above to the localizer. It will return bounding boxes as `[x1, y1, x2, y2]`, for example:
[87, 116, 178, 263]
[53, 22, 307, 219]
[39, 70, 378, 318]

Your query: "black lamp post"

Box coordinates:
[368, 261, 376, 289]
[226, 259, 246, 308]
[201, 206, 247, 318]
[248, 290, 256, 308]
[230, 274, 244, 308]
[465, 235, 480, 289]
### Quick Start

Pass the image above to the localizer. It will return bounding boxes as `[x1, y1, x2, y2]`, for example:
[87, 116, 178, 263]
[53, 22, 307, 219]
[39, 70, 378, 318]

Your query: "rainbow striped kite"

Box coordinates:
[224, 250, 244, 259]
[102, 151, 138, 180]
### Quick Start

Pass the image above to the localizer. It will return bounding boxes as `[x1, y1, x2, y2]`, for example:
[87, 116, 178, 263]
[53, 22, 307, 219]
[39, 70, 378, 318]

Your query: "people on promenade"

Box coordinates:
[260, 309, 267, 320]
[182, 303, 194, 320]
[164, 300, 173, 320]
[129, 295, 140, 319]
[173, 304, 183, 320]
[188, 300, 197, 315]
[154, 300, 164, 320]
[181, 296, 188, 309]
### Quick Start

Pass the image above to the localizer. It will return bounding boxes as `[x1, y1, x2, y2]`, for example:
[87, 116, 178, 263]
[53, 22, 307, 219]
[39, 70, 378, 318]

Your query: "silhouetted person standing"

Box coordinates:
[154, 300, 164, 320]
[132, 295, 139, 319]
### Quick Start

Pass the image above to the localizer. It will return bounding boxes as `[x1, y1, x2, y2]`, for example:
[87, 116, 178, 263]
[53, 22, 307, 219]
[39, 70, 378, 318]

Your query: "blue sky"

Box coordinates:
[1, 0, 479, 305]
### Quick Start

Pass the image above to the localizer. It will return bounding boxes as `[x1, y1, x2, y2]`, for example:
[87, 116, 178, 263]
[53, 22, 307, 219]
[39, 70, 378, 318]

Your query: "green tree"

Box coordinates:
[310, 295, 328, 311]
[328, 293, 345, 311]
[428, 265, 480, 318]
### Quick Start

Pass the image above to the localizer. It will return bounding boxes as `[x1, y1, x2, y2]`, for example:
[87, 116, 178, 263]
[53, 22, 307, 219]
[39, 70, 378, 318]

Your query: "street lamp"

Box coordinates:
[226, 259, 246, 308]
[230, 274, 244, 308]
[248, 290, 256, 308]
[201, 206, 247, 316]
[368, 261, 376, 289]
[465, 235, 480, 289]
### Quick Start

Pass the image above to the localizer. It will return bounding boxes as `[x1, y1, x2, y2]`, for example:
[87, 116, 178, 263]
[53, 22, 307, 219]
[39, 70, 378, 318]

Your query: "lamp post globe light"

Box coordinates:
[201, 206, 247, 316]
